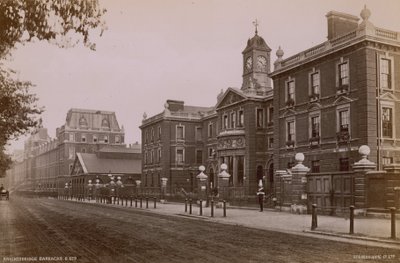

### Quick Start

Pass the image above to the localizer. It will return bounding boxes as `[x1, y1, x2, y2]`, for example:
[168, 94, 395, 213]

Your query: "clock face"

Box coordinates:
[257, 56, 267, 71]
[245, 56, 253, 71]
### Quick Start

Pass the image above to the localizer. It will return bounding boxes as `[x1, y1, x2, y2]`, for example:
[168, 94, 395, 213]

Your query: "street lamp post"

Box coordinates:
[196, 165, 208, 205]
[94, 176, 101, 202]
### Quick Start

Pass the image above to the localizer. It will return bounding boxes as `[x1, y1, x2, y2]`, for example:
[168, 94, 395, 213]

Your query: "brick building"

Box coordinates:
[271, 7, 400, 172]
[141, 6, 400, 210]
[141, 28, 275, 194]
[6, 108, 134, 194]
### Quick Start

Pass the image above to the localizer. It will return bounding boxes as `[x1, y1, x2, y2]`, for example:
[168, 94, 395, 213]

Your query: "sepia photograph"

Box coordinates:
[1, 0, 400, 262]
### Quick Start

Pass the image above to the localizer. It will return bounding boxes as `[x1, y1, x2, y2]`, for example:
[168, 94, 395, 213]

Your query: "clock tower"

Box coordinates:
[242, 22, 272, 93]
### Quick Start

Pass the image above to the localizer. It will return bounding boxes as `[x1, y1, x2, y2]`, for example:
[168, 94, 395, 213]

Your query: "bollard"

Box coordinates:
[349, 205, 355, 234]
[154, 197, 157, 209]
[199, 200, 203, 216]
[391, 207, 396, 239]
[311, 204, 317, 230]
[185, 199, 188, 213]
[223, 200, 227, 217]
[146, 197, 149, 209]
[211, 200, 214, 217]
[189, 199, 192, 214]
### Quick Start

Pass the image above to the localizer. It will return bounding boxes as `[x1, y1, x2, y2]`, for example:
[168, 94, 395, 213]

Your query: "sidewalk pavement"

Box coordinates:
[65, 198, 400, 249]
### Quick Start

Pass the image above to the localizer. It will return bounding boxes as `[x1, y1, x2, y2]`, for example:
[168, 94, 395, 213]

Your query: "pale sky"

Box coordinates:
[5, 0, 400, 151]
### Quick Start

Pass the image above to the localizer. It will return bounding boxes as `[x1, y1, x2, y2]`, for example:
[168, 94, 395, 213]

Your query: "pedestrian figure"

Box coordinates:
[257, 180, 265, 212]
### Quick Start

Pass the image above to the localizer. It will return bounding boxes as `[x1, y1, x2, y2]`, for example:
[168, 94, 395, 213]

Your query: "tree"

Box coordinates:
[0, 0, 106, 175]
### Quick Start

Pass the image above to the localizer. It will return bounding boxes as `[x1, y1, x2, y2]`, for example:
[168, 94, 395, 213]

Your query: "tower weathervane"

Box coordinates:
[253, 19, 259, 35]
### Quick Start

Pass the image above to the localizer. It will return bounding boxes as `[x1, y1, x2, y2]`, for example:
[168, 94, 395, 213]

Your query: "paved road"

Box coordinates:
[1, 197, 399, 263]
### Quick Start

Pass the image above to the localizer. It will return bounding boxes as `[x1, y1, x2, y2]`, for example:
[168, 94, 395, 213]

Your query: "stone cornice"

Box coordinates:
[271, 26, 400, 78]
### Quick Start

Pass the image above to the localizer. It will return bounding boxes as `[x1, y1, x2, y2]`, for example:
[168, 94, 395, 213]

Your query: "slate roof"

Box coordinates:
[77, 153, 141, 174]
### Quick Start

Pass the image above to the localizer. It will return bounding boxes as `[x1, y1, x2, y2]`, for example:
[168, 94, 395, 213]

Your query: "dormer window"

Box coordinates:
[101, 118, 109, 128]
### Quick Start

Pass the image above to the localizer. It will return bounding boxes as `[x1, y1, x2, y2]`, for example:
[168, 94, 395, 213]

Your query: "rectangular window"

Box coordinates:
[311, 160, 320, 173]
[311, 116, 320, 137]
[238, 110, 244, 127]
[230, 112, 236, 128]
[268, 107, 274, 125]
[151, 150, 154, 164]
[176, 149, 184, 164]
[69, 147, 75, 160]
[208, 123, 213, 138]
[256, 108, 264, 128]
[382, 157, 393, 165]
[158, 148, 162, 163]
[196, 150, 203, 165]
[339, 110, 349, 132]
[339, 158, 349, 171]
[268, 137, 274, 149]
[382, 107, 393, 138]
[338, 62, 349, 86]
[176, 125, 184, 140]
[223, 115, 228, 129]
[69, 133, 75, 142]
[311, 72, 320, 96]
[287, 121, 295, 142]
[380, 58, 391, 89]
[151, 128, 154, 142]
[104, 135, 108, 143]
[158, 126, 162, 140]
[195, 127, 202, 141]
[81, 134, 86, 143]
[287, 81, 295, 101]
[93, 135, 98, 143]
[115, 135, 120, 144]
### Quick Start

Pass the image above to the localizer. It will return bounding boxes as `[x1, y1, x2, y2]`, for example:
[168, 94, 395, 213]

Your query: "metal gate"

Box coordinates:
[307, 172, 354, 215]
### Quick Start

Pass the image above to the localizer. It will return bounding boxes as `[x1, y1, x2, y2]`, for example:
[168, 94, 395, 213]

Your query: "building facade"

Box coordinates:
[141, 6, 400, 210]
[141, 30, 275, 195]
[271, 7, 400, 172]
[6, 108, 131, 194]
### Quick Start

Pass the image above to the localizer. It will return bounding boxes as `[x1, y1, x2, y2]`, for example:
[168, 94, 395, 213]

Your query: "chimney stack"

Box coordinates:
[326, 11, 359, 40]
